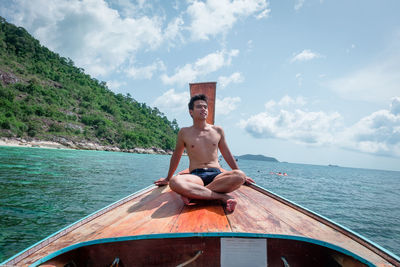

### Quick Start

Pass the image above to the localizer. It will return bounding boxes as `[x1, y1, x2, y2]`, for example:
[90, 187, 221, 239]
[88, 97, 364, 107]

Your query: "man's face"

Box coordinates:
[190, 100, 208, 119]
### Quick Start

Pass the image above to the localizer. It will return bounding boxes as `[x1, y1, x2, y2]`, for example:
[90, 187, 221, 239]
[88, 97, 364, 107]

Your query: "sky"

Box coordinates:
[1, 0, 400, 171]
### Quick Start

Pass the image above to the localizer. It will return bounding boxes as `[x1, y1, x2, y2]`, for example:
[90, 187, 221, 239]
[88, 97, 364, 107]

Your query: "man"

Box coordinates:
[154, 94, 254, 212]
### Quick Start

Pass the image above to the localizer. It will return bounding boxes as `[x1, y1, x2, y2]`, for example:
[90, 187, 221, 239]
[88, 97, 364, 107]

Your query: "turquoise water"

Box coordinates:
[0, 146, 399, 262]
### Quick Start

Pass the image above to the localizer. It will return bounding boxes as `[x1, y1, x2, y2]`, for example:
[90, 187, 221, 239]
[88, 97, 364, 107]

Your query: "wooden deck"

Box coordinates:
[4, 184, 399, 266]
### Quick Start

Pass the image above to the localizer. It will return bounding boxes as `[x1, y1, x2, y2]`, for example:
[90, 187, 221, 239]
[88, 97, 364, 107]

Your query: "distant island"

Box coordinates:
[236, 154, 279, 162]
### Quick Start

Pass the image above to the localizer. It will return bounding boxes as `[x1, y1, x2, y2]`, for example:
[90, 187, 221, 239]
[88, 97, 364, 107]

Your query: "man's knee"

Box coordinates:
[169, 175, 193, 192]
[169, 175, 180, 191]
[230, 169, 246, 184]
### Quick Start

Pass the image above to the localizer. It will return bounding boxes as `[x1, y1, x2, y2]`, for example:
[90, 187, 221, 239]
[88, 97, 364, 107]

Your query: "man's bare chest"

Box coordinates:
[184, 130, 220, 149]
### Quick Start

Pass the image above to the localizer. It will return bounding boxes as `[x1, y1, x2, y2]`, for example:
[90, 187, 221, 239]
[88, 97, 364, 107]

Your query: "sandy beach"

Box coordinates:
[0, 137, 173, 154]
[0, 138, 69, 149]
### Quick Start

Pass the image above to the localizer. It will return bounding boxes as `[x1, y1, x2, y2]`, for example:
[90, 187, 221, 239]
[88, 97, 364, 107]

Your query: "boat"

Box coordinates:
[2, 82, 400, 267]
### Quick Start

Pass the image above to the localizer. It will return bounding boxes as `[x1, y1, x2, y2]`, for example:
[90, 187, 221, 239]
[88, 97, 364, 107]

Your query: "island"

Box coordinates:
[0, 17, 178, 154]
[236, 154, 279, 162]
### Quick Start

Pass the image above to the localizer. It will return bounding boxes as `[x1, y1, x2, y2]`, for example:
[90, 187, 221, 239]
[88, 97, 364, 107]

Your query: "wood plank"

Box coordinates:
[189, 82, 216, 125]
[232, 185, 392, 266]
[227, 187, 303, 235]
[66, 186, 176, 240]
[91, 187, 184, 238]
[230, 186, 341, 237]
[171, 200, 231, 233]
[17, 186, 183, 266]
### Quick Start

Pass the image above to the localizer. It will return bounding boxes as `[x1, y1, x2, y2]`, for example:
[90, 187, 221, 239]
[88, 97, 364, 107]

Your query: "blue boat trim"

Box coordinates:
[0, 184, 156, 266]
[30, 232, 375, 267]
[250, 183, 400, 263]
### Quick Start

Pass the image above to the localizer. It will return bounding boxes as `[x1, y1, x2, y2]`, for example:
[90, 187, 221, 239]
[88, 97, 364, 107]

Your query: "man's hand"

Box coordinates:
[244, 176, 255, 185]
[154, 178, 169, 187]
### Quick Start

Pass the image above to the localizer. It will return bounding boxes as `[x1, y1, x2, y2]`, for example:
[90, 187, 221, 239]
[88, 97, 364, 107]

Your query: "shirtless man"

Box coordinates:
[154, 94, 254, 212]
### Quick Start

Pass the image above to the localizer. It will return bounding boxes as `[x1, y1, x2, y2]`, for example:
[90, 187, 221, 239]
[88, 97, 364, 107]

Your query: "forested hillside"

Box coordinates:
[0, 17, 178, 151]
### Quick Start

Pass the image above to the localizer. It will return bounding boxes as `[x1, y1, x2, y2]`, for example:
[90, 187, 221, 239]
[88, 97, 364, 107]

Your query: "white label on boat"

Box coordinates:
[221, 238, 267, 267]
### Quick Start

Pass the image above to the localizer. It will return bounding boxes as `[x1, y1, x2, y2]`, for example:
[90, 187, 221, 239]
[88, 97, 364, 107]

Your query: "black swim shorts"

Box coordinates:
[190, 168, 222, 186]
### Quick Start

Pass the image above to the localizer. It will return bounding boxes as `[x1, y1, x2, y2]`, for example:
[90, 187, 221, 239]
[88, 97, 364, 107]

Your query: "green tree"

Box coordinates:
[0, 16, 179, 150]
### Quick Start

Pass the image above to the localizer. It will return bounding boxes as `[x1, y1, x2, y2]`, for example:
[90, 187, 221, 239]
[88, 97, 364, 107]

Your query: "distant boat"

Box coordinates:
[2, 83, 399, 267]
[328, 164, 340, 167]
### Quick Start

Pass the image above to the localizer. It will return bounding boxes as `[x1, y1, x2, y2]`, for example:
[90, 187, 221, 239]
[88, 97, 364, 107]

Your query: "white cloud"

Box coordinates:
[247, 40, 254, 52]
[218, 72, 244, 88]
[295, 73, 303, 86]
[339, 97, 400, 157]
[240, 108, 342, 145]
[106, 80, 127, 91]
[164, 17, 185, 45]
[109, 0, 138, 18]
[153, 89, 190, 112]
[242, 95, 341, 145]
[346, 44, 356, 53]
[256, 8, 271, 19]
[241, 96, 400, 157]
[326, 54, 400, 103]
[1, 0, 268, 82]
[391, 96, 400, 115]
[153, 90, 241, 117]
[2, 0, 173, 77]
[126, 60, 166, 80]
[294, 0, 305, 11]
[291, 49, 322, 63]
[161, 49, 239, 86]
[187, 0, 270, 40]
[216, 96, 241, 115]
[264, 95, 306, 110]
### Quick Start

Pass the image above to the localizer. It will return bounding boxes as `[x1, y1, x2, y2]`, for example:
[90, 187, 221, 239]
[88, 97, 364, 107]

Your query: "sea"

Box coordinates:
[0, 146, 399, 263]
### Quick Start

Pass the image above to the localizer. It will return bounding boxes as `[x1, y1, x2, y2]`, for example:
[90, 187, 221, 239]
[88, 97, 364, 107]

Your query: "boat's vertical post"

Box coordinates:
[189, 82, 216, 125]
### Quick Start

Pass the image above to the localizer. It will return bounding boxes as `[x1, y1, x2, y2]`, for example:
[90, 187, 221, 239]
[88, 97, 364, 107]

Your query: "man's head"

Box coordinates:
[188, 94, 208, 110]
[188, 94, 208, 120]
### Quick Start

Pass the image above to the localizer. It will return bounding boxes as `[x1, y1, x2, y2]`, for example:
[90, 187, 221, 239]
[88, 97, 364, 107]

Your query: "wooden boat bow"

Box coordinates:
[2, 183, 400, 266]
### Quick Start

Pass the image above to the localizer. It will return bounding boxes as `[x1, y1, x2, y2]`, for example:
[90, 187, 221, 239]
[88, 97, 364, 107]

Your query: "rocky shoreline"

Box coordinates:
[0, 137, 173, 155]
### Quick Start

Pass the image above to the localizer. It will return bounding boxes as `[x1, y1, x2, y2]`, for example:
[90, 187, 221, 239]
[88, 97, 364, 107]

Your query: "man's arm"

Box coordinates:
[154, 129, 185, 186]
[217, 126, 255, 185]
[217, 126, 239, 170]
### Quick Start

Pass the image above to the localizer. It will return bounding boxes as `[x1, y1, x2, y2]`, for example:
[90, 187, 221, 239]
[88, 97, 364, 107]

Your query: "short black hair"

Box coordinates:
[188, 94, 208, 110]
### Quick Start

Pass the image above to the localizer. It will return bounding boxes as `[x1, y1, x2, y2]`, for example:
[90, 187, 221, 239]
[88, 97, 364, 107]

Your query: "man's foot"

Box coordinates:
[181, 195, 196, 206]
[225, 198, 237, 212]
